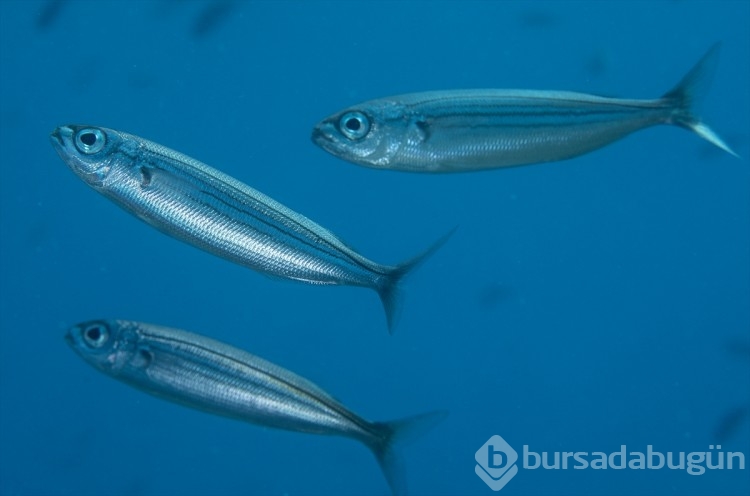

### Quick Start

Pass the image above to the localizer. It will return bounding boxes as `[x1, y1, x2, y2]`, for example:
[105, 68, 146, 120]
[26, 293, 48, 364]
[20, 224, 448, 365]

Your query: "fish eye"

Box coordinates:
[74, 128, 106, 154]
[338, 111, 370, 140]
[83, 322, 109, 348]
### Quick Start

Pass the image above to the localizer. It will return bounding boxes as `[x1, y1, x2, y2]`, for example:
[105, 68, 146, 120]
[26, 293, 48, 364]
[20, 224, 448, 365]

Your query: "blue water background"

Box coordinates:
[1, 1, 749, 495]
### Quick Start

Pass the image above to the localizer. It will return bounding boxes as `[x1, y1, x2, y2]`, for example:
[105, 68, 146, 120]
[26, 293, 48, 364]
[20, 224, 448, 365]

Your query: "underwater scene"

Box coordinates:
[0, 1, 748, 495]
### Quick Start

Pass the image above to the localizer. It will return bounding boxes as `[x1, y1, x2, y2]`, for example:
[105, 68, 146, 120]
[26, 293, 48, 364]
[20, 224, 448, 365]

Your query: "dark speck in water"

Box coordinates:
[191, 1, 236, 39]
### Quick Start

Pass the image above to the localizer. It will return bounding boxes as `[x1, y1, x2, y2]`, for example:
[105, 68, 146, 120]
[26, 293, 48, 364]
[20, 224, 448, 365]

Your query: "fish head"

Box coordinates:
[65, 320, 141, 375]
[50, 125, 119, 186]
[311, 99, 409, 169]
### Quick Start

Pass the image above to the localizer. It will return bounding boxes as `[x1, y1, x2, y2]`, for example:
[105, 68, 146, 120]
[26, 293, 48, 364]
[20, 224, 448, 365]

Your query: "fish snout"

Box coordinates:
[312, 121, 347, 159]
[311, 123, 334, 146]
[64, 325, 86, 357]
[50, 129, 64, 148]
[50, 125, 113, 185]
[50, 125, 73, 149]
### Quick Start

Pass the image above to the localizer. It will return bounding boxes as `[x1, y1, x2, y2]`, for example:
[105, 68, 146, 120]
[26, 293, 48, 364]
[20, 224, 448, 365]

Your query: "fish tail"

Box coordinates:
[376, 228, 456, 334]
[662, 42, 739, 157]
[366, 410, 449, 496]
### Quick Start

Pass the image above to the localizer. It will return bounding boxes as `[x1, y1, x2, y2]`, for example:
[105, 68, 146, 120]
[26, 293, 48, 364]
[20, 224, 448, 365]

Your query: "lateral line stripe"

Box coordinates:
[141, 150, 380, 276]
[140, 330, 374, 433]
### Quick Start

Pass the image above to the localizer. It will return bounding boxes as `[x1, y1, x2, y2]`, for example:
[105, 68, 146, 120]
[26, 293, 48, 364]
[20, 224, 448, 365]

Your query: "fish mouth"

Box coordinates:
[63, 328, 75, 346]
[310, 125, 333, 145]
[50, 129, 64, 148]
[311, 124, 344, 158]
[50, 125, 73, 149]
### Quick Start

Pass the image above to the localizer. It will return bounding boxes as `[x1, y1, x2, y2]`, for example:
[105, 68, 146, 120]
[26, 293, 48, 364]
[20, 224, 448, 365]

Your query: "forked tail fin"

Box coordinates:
[366, 410, 449, 495]
[662, 42, 739, 157]
[376, 228, 456, 334]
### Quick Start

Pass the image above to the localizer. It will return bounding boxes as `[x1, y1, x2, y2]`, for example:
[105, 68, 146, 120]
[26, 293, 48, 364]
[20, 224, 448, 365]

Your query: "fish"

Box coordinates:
[50, 125, 452, 333]
[65, 319, 448, 495]
[312, 43, 738, 173]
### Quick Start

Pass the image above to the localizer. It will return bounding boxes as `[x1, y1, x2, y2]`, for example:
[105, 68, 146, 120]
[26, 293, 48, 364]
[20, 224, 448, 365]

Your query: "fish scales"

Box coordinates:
[51, 126, 451, 332]
[391, 90, 669, 170]
[127, 322, 366, 436]
[312, 44, 737, 172]
[119, 133, 372, 282]
[66, 319, 448, 494]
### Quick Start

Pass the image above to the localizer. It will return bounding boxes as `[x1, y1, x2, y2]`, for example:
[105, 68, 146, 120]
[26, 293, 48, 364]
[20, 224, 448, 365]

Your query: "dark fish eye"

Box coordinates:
[83, 323, 109, 348]
[74, 128, 106, 154]
[345, 118, 361, 131]
[338, 111, 370, 140]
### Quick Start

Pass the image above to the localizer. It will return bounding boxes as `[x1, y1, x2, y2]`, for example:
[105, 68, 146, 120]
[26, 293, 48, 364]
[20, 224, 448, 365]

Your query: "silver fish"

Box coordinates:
[312, 44, 737, 173]
[50, 125, 451, 333]
[66, 319, 447, 494]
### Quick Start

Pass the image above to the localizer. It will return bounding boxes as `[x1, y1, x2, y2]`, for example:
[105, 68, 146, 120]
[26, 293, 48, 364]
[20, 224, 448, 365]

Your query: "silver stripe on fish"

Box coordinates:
[66, 319, 448, 494]
[312, 43, 738, 173]
[50, 126, 453, 333]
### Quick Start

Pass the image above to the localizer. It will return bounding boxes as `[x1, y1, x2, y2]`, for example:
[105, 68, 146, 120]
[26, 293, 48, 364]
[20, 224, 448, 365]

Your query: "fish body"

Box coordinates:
[66, 319, 447, 494]
[312, 44, 737, 173]
[51, 126, 451, 332]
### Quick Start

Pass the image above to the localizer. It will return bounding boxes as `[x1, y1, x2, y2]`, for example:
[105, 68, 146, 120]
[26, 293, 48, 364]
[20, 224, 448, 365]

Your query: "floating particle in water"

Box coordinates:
[715, 406, 749, 443]
[35, 0, 66, 31]
[584, 51, 609, 79]
[191, 1, 236, 39]
[725, 337, 750, 360]
[518, 9, 559, 29]
[477, 282, 512, 310]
